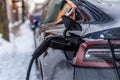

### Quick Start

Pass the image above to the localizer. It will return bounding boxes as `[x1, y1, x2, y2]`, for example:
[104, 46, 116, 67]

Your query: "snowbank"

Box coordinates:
[0, 20, 37, 80]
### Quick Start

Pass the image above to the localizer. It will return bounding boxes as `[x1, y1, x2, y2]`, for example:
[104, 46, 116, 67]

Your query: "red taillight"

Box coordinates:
[85, 49, 120, 61]
[73, 40, 120, 67]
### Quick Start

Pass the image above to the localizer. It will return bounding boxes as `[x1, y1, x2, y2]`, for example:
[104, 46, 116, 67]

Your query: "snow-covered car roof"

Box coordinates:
[91, 0, 120, 3]
[86, 0, 120, 20]
[98, 0, 120, 3]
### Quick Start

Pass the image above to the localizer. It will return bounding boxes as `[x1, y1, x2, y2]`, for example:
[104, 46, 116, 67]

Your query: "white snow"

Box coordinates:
[0, 20, 37, 80]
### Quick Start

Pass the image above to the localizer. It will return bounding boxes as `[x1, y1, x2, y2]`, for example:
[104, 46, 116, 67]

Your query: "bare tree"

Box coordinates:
[0, 0, 9, 41]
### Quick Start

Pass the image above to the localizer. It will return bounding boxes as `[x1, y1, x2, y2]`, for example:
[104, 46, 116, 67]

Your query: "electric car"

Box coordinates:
[26, 0, 120, 80]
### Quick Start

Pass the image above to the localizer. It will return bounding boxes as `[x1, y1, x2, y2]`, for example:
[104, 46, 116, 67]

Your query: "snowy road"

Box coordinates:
[0, 20, 37, 80]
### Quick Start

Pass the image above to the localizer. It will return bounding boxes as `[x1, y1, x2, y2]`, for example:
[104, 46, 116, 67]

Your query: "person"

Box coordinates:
[29, 15, 42, 30]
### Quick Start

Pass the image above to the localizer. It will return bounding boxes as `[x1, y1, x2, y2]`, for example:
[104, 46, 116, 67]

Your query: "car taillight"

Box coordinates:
[73, 40, 120, 67]
[85, 49, 120, 61]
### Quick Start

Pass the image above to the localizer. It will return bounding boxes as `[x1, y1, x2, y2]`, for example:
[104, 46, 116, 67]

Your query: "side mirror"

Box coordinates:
[62, 15, 82, 31]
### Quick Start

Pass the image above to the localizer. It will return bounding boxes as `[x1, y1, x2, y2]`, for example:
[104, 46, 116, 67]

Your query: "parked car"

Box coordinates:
[26, 0, 120, 80]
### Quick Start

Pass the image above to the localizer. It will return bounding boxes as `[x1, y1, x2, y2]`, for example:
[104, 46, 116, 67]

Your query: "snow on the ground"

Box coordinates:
[0, 20, 37, 80]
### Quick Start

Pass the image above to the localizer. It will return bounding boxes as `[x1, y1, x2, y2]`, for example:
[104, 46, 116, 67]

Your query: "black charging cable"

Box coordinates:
[108, 39, 120, 80]
[26, 36, 68, 80]
[26, 36, 57, 80]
